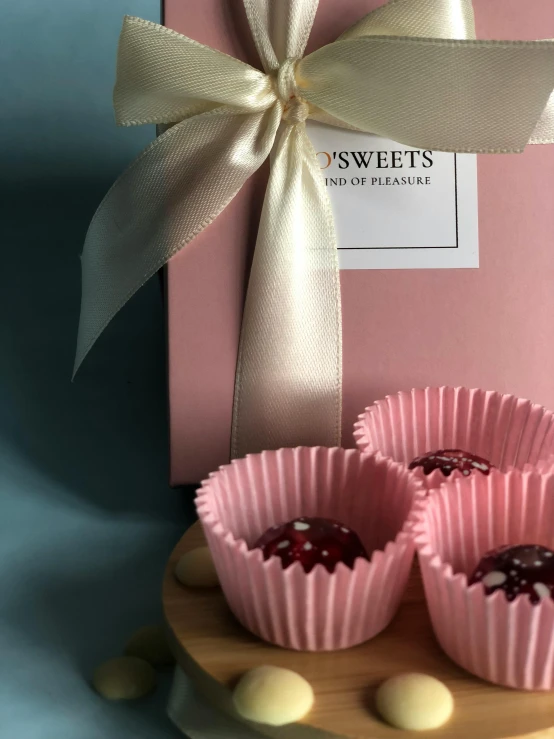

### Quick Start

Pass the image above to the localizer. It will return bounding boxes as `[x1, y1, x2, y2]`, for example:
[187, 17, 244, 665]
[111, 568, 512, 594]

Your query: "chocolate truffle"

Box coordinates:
[409, 449, 493, 477]
[469, 544, 554, 603]
[253, 516, 369, 573]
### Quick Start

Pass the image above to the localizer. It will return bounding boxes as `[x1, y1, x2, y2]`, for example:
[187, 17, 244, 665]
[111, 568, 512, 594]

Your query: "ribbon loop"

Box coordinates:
[114, 16, 276, 125]
[298, 36, 554, 152]
[339, 0, 476, 41]
[74, 105, 281, 373]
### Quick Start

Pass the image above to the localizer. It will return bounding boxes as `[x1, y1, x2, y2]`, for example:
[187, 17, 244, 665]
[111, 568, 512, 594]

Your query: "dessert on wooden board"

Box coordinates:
[165, 392, 554, 736]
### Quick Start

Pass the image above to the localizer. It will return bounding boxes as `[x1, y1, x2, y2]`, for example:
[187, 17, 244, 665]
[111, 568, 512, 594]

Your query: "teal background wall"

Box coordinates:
[0, 1, 192, 736]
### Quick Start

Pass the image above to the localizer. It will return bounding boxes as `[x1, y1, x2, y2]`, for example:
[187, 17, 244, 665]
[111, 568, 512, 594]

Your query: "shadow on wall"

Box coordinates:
[0, 176, 196, 523]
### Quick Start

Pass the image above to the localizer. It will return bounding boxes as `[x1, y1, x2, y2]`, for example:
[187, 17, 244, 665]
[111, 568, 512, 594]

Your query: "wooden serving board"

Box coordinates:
[163, 523, 554, 739]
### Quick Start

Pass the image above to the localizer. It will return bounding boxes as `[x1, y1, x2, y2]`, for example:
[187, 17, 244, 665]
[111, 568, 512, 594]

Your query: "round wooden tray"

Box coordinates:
[163, 523, 554, 739]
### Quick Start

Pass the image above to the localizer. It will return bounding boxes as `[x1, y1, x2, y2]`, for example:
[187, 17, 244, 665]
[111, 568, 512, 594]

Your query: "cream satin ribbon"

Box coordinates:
[76, 0, 554, 461]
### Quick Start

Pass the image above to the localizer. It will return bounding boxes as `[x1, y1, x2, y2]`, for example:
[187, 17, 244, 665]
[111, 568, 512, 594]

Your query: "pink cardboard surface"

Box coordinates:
[165, 0, 554, 485]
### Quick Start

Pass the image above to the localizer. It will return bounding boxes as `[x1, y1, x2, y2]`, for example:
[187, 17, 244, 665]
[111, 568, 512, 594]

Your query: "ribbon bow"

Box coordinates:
[76, 0, 554, 460]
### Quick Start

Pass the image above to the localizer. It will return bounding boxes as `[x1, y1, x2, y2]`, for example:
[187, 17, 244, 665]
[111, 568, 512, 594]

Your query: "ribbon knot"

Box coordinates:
[276, 58, 309, 124]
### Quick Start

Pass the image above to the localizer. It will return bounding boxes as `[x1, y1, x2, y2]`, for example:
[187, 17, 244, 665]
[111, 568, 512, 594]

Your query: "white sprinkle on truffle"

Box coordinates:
[322, 550, 329, 557]
[340, 527, 349, 533]
[303, 542, 313, 551]
[473, 461, 489, 472]
[277, 540, 290, 549]
[534, 582, 550, 600]
[482, 571, 508, 588]
[293, 521, 310, 531]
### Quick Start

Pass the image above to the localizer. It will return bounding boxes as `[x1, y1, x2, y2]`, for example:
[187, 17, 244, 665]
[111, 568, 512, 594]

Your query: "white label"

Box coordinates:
[306, 121, 479, 270]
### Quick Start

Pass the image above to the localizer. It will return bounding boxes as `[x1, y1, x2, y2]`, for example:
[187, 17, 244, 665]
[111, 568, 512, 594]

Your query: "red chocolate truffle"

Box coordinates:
[409, 449, 493, 477]
[253, 516, 369, 573]
[469, 544, 554, 604]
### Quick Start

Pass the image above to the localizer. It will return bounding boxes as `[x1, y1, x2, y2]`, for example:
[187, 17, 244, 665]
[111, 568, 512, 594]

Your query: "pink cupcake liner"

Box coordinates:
[354, 386, 554, 489]
[534, 453, 554, 473]
[195, 447, 425, 652]
[410, 467, 554, 690]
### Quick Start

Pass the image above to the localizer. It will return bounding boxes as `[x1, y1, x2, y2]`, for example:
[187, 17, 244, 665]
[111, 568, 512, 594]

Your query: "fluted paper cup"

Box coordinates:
[535, 453, 554, 474]
[354, 387, 554, 489]
[411, 468, 554, 690]
[195, 447, 425, 652]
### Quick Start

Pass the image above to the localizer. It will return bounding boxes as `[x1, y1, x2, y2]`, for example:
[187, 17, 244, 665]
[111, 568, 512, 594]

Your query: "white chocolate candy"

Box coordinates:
[124, 624, 175, 667]
[175, 546, 219, 588]
[376, 673, 454, 731]
[233, 666, 314, 726]
[92, 657, 156, 700]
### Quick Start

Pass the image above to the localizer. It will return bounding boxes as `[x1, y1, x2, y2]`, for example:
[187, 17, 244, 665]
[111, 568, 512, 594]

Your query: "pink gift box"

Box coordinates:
[164, 0, 554, 485]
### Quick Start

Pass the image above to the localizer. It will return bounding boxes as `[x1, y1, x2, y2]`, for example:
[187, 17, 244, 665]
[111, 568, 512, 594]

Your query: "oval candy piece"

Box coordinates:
[233, 666, 314, 726]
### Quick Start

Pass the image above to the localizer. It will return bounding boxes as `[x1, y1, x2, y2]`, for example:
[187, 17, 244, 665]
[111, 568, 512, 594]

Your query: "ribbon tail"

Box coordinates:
[231, 123, 342, 458]
[74, 106, 280, 374]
